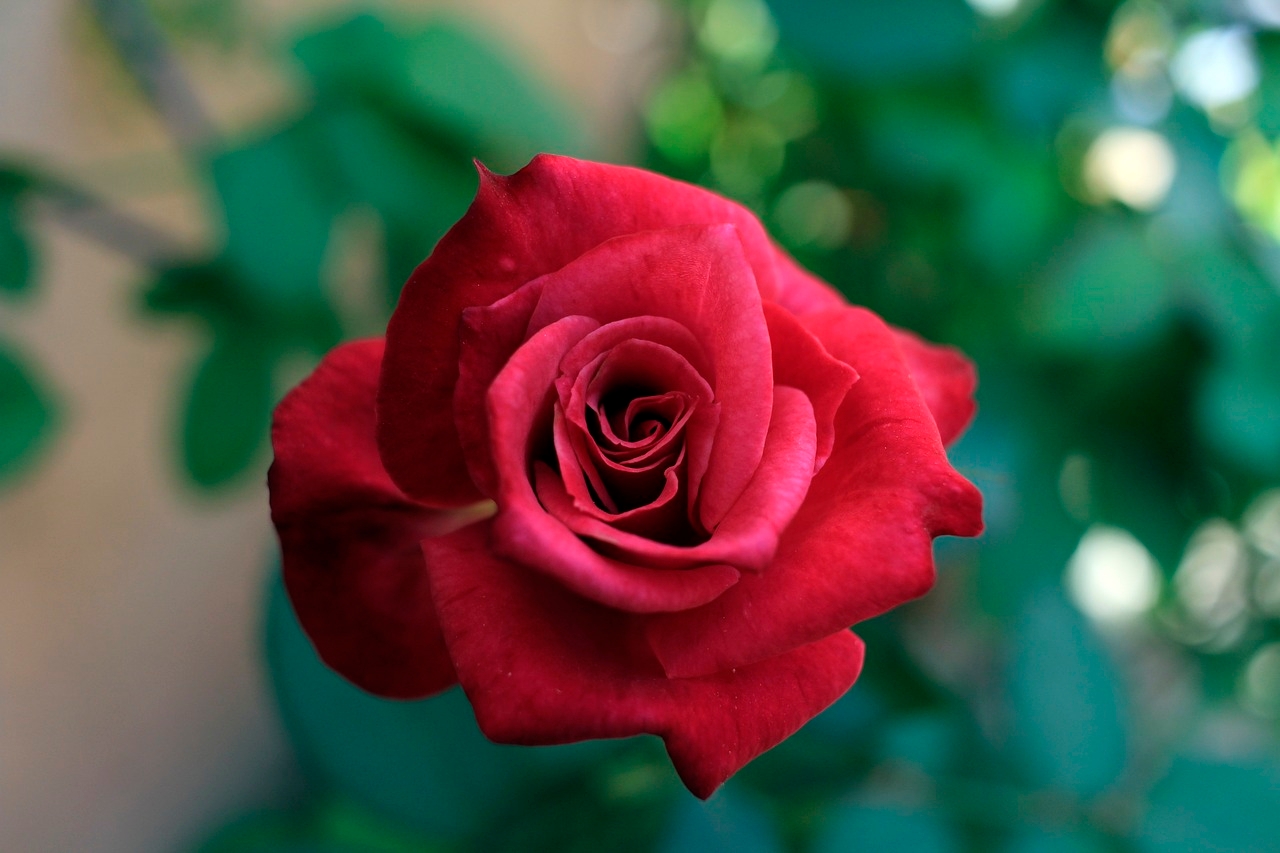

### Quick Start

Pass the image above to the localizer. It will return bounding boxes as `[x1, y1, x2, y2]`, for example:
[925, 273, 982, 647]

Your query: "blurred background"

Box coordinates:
[2, 0, 1279, 850]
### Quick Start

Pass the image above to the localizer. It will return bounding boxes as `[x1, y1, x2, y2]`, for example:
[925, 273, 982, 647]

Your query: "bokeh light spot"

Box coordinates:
[697, 0, 777, 66]
[772, 181, 853, 249]
[1066, 524, 1162, 622]
[1173, 520, 1251, 649]
[1240, 642, 1280, 718]
[1084, 127, 1176, 210]
[709, 116, 784, 197]
[966, 0, 1021, 18]
[1172, 26, 1259, 110]
[645, 70, 724, 164]
[1243, 488, 1280, 559]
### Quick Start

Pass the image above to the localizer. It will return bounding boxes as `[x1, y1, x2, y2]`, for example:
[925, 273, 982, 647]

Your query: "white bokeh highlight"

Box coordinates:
[1066, 525, 1162, 622]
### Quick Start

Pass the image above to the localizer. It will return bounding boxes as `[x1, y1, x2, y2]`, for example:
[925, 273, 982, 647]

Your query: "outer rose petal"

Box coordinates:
[892, 328, 978, 446]
[763, 301, 858, 471]
[269, 339, 473, 699]
[772, 245, 848, 314]
[646, 307, 983, 678]
[454, 279, 546, 497]
[380, 155, 796, 506]
[423, 522, 866, 799]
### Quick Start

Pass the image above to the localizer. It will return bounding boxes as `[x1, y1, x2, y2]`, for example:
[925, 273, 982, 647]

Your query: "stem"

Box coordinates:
[35, 179, 187, 266]
[86, 0, 216, 152]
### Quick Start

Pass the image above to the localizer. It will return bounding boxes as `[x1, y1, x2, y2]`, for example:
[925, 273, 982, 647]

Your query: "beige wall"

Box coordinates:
[0, 2, 669, 850]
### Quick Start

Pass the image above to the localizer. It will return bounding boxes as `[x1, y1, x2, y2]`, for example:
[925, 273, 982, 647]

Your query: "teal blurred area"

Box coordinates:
[3, 0, 1280, 850]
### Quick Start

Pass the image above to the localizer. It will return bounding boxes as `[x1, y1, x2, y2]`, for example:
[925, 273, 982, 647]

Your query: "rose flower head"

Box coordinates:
[269, 155, 982, 799]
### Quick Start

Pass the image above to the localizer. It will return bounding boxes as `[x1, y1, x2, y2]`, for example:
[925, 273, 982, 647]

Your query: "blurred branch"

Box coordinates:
[86, 0, 216, 151]
[35, 179, 187, 265]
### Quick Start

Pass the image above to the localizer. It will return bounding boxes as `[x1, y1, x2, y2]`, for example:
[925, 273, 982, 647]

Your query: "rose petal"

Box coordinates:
[764, 301, 858, 471]
[598, 392, 688, 460]
[486, 314, 739, 611]
[523, 225, 774, 530]
[772, 245, 849, 314]
[573, 340, 703, 511]
[380, 155, 796, 505]
[646, 308, 983, 678]
[536, 457, 690, 543]
[423, 522, 866, 799]
[557, 316, 710, 381]
[378, 170, 525, 507]
[553, 317, 718, 520]
[534, 387, 817, 573]
[454, 279, 547, 497]
[555, 403, 623, 514]
[892, 327, 978, 446]
[269, 339, 469, 699]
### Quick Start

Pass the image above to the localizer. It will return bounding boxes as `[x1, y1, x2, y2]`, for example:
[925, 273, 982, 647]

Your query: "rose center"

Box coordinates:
[571, 385, 686, 513]
[592, 386, 681, 450]
[544, 330, 714, 546]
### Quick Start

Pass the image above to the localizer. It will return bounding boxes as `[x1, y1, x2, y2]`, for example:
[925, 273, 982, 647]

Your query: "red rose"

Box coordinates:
[269, 155, 982, 798]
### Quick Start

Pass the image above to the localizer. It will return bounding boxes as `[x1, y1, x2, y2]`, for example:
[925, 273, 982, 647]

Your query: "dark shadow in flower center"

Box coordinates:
[582, 384, 683, 513]
[540, 332, 715, 551]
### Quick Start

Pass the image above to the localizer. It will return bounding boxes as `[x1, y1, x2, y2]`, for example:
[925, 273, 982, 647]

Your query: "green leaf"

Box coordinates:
[146, 0, 243, 51]
[1023, 219, 1173, 353]
[877, 712, 959, 777]
[812, 803, 959, 853]
[181, 335, 275, 488]
[987, 22, 1108, 140]
[767, 0, 979, 82]
[143, 261, 252, 324]
[209, 127, 336, 309]
[962, 157, 1062, 277]
[195, 800, 443, 853]
[1252, 33, 1280, 138]
[0, 342, 56, 484]
[1007, 590, 1128, 796]
[312, 103, 476, 264]
[477, 742, 678, 853]
[265, 572, 529, 840]
[0, 198, 35, 296]
[0, 165, 32, 196]
[293, 15, 583, 170]
[144, 261, 342, 355]
[1196, 349, 1280, 478]
[657, 789, 782, 853]
[1138, 758, 1280, 853]
[864, 102, 992, 189]
[1180, 242, 1280, 361]
[397, 23, 583, 166]
[1003, 827, 1108, 853]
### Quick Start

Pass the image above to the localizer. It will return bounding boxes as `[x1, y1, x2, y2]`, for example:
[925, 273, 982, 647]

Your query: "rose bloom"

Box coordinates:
[269, 155, 982, 798]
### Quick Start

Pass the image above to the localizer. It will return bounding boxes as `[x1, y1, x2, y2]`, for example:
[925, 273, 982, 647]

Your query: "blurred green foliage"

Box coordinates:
[0, 342, 56, 482]
[0, 165, 57, 485]
[4, 0, 1280, 850]
[144, 12, 583, 487]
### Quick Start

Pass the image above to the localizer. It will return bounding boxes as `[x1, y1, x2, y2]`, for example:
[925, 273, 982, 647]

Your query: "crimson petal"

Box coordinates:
[523, 225, 773, 531]
[533, 387, 817, 573]
[646, 308, 983, 678]
[423, 522, 866, 799]
[772, 245, 848, 314]
[380, 155, 814, 505]
[764, 301, 858, 471]
[269, 339, 472, 699]
[892, 327, 978, 446]
[486, 314, 739, 611]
